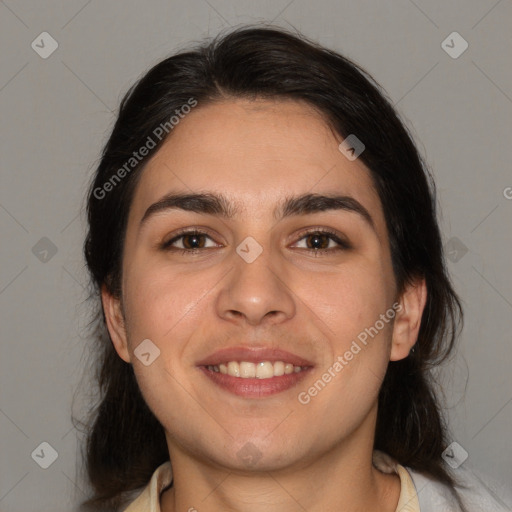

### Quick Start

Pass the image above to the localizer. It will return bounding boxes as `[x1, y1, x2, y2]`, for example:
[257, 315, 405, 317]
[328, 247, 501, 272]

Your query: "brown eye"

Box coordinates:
[161, 230, 218, 252]
[304, 233, 330, 250]
[180, 233, 207, 249]
[293, 229, 351, 254]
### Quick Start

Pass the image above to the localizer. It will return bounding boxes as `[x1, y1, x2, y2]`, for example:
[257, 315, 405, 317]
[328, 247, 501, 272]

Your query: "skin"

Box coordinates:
[102, 98, 427, 512]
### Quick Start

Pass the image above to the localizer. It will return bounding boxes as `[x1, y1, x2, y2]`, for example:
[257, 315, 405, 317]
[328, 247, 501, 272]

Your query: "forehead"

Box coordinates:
[128, 98, 385, 233]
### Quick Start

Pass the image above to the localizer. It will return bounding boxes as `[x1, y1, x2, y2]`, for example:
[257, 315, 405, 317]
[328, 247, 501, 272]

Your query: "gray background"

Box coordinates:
[1, 1, 511, 511]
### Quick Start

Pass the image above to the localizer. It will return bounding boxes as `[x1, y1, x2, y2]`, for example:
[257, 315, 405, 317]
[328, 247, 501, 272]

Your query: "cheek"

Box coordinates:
[120, 263, 208, 426]
[300, 255, 394, 408]
[121, 260, 208, 345]
[300, 257, 393, 345]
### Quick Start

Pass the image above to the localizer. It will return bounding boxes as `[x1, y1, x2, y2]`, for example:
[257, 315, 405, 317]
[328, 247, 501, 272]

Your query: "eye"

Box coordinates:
[160, 228, 351, 255]
[292, 229, 351, 254]
[161, 229, 219, 253]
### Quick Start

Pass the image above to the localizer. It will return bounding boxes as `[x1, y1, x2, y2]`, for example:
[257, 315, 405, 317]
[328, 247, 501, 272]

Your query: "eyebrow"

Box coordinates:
[140, 192, 376, 231]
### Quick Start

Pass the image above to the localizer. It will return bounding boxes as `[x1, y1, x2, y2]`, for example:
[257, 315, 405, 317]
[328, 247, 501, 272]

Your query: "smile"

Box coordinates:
[207, 360, 308, 379]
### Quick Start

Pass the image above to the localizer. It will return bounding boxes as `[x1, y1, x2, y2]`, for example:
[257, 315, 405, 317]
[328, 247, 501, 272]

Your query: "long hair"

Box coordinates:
[77, 25, 465, 510]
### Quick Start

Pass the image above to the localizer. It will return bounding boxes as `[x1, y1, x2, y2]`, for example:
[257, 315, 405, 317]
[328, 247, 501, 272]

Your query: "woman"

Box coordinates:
[79, 25, 511, 511]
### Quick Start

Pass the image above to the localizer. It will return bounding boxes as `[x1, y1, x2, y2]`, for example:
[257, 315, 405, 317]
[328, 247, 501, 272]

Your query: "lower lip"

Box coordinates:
[198, 366, 313, 398]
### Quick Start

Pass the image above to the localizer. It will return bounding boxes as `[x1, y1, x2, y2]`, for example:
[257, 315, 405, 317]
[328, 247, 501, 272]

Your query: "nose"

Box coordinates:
[215, 245, 296, 327]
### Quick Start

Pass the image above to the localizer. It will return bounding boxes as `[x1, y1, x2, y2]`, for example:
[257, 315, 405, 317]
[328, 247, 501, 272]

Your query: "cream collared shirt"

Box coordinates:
[123, 450, 421, 512]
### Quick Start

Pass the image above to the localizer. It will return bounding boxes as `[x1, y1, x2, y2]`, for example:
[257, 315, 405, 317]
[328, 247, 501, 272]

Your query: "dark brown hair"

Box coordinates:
[76, 24, 466, 510]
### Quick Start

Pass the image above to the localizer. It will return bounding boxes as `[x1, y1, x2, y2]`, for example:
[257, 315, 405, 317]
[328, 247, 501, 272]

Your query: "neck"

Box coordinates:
[160, 413, 401, 512]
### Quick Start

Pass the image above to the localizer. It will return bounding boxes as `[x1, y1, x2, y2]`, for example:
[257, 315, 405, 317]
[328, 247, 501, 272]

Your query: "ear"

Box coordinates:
[390, 277, 427, 361]
[101, 284, 131, 363]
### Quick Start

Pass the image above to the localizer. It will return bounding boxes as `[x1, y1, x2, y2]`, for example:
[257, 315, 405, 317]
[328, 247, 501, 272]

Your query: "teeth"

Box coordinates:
[208, 361, 306, 379]
[240, 362, 256, 378]
[256, 361, 273, 379]
[273, 361, 285, 376]
[227, 361, 240, 377]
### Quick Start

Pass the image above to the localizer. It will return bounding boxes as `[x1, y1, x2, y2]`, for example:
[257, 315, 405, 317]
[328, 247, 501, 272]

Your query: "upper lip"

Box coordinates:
[196, 346, 314, 367]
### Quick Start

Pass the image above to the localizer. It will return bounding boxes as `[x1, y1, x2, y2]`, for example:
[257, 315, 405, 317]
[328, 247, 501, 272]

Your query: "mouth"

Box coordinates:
[208, 360, 308, 378]
[196, 346, 314, 398]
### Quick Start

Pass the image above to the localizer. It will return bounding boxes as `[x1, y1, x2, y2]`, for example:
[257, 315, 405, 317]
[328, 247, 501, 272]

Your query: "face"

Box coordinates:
[103, 98, 424, 472]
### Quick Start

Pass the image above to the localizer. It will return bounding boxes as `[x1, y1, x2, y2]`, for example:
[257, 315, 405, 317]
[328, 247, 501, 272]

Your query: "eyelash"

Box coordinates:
[160, 228, 351, 256]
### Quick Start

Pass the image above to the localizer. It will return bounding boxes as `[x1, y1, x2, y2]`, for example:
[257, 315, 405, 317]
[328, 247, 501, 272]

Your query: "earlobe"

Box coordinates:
[101, 284, 131, 363]
[389, 277, 427, 361]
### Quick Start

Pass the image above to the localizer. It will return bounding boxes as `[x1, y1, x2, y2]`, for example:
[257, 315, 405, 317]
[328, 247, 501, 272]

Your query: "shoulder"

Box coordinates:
[405, 463, 512, 512]
[122, 461, 173, 512]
